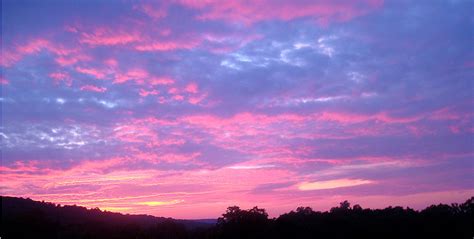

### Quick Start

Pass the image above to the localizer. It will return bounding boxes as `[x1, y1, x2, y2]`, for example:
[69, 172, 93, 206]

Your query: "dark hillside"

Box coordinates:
[1, 196, 473, 239]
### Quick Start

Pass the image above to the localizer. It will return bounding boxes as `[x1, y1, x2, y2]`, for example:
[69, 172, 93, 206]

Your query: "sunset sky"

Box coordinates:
[1, 0, 473, 219]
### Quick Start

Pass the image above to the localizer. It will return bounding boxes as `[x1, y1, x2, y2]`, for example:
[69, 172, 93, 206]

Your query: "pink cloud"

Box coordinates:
[49, 72, 72, 86]
[104, 58, 118, 67]
[406, 125, 435, 137]
[55, 54, 91, 66]
[188, 93, 207, 105]
[179, 113, 309, 147]
[80, 28, 141, 46]
[182, 113, 308, 130]
[139, 89, 159, 97]
[176, 0, 383, 25]
[16, 38, 50, 54]
[1, 144, 470, 219]
[8, 163, 472, 219]
[134, 3, 169, 19]
[80, 85, 107, 93]
[174, 111, 421, 156]
[184, 82, 198, 93]
[428, 107, 461, 121]
[2, 37, 85, 67]
[112, 118, 180, 148]
[114, 68, 149, 84]
[113, 124, 157, 144]
[65, 25, 79, 33]
[134, 39, 201, 51]
[135, 152, 200, 164]
[150, 77, 175, 85]
[0, 161, 46, 174]
[73, 23, 202, 53]
[77, 64, 174, 86]
[0, 76, 9, 85]
[173, 95, 184, 101]
[2, 51, 22, 67]
[449, 125, 461, 134]
[317, 111, 422, 124]
[202, 32, 263, 54]
[76, 66, 106, 79]
[168, 87, 179, 94]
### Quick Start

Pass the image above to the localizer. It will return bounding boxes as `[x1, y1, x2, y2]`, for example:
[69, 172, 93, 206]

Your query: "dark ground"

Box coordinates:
[1, 196, 473, 239]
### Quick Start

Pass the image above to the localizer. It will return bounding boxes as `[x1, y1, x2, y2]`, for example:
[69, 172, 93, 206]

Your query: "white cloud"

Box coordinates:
[298, 179, 372, 191]
[56, 98, 66, 104]
[228, 164, 276, 170]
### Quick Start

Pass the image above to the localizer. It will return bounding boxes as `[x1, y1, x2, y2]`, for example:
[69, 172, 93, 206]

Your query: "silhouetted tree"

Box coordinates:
[2, 196, 473, 239]
[215, 206, 270, 239]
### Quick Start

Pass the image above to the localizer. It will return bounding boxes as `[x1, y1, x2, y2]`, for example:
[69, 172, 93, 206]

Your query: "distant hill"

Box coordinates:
[1, 196, 214, 238]
[2, 196, 473, 239]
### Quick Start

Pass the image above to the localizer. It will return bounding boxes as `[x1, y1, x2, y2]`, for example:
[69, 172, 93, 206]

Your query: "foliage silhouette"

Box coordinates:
[215, 206, 270, 238]
[1, 196, 473, 239]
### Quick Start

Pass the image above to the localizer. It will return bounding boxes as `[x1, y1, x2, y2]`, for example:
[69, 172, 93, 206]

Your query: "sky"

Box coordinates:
[1, 0, 473, 219]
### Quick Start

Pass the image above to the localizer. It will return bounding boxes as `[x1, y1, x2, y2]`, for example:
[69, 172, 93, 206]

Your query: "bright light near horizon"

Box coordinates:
[136, 200, 184, 206]
[298, 179, 373, 191]
[100, 206, 133, 212]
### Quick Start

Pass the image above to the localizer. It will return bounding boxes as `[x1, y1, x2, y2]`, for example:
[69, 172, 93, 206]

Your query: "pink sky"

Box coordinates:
[1, 0, 473, 219]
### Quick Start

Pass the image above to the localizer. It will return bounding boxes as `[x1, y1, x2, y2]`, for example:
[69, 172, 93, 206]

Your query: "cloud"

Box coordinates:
[134, 39, 201, 52]
[1, 0, 472, 218]
[80, 28, 141, 46]
[75, 66, 106, 79]
[139, 89, 159, 97]
[176, 0, 383, 25]
[80, 85, 107, 93]
[2, 38, 82, 66]
[149, 77, 175, 85]
[49, 72, 72, 86]
[184, 83, 198, 94]
[227, 164, 276, 170]
[1, 76, 10, 85]
[136, 200, 184, 206]
[134, 2, 169, 19]
[298, 179, 373, 191]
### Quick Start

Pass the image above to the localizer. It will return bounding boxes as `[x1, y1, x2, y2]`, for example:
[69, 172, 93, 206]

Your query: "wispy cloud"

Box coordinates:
[298, 179, 373, 191]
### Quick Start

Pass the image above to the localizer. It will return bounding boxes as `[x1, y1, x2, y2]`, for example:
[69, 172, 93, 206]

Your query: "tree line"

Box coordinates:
[1, 196, 473, 238]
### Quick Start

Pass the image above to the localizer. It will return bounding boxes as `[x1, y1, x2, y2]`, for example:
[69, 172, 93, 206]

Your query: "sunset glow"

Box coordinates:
[1, 0, 473, 219]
